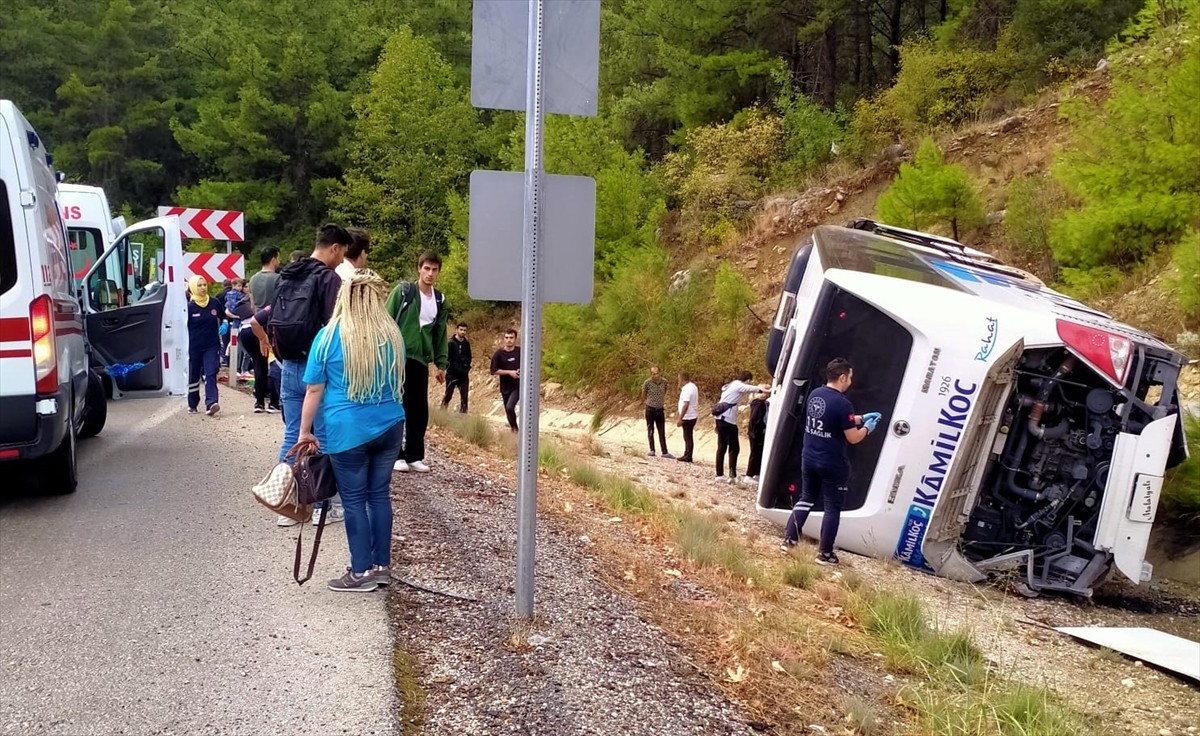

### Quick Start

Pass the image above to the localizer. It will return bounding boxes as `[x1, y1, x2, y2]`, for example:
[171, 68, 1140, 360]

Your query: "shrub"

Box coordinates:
[659, 108, 784, 244]
[846, 41, 1016, 157]
[1162, 413, 1200, 524]
[772, 80, 846, 182]
[876, 138, 986, 240]
[1051, 17, 1200, 279]
[1000, 0, 1144, 83]
[1004, 175, 1069, 280]
[1172, 229, 1200, 319]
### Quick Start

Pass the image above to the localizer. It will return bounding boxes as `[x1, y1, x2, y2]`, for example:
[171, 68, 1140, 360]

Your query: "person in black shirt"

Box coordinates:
[490, 329, 521, 432]
[442, 322, 472, 413]
[186, 275, 236, 416]
[743, 391, 769, 483]
[782, 358, 882, 564]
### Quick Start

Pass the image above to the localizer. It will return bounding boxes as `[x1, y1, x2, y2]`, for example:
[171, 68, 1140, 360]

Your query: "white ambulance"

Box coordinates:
[758, 219, 1189, 597]
[57, 182, 126, 288]
[0, 100, 187, 494]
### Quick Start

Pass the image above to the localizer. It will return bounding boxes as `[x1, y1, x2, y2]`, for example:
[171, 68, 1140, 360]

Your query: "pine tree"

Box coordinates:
[876, 138, 984, 239]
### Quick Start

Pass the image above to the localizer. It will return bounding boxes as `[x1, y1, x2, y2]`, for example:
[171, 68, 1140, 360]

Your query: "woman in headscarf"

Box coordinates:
[296, 269, 406, 593]
[187, 275, 232, 415]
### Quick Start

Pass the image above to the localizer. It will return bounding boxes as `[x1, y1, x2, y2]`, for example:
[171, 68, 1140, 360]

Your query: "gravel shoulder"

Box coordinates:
[387, 445, 757, 736]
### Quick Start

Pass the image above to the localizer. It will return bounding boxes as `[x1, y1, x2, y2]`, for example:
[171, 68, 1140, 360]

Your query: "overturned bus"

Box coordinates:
[757, 219, 1189, 597]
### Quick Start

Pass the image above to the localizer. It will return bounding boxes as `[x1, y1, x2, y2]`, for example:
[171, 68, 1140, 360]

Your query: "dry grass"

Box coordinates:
[392, 648, 426, 736]
[428, 420, 1090, 736]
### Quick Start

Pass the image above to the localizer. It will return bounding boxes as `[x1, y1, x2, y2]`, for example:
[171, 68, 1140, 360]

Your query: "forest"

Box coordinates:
[2, 0, 1198, 393]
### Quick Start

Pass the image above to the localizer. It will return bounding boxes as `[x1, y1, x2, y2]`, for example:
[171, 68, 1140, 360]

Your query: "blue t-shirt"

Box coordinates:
[302, 325, 405, 454]
[801, 385, 856, 470]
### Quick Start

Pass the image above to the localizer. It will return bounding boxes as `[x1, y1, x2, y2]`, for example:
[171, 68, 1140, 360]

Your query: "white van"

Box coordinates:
[57, 182, 126, 288]
[0, 100, 188, 494]
[757, 219, 1189, 597]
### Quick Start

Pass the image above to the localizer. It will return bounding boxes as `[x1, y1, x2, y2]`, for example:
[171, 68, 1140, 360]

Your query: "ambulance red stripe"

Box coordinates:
[0, 317, 31, 343]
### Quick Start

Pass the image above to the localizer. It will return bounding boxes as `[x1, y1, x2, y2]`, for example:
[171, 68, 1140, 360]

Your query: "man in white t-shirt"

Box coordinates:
[675, 371, 699, 463]
[335, 227, 370, 281]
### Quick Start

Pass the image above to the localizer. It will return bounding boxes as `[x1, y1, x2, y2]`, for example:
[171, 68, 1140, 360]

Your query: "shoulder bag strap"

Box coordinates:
[293, 505, 328, 585]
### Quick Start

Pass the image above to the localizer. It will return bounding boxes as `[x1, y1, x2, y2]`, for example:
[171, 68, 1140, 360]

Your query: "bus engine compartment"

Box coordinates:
[961, 343, 1187, 596]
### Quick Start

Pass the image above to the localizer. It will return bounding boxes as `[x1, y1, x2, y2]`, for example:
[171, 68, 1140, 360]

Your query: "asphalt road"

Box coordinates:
[0, 387, 397, 735]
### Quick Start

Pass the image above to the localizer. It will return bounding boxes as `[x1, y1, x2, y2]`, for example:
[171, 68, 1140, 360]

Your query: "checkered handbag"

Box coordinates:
[252, 462, 310, 523]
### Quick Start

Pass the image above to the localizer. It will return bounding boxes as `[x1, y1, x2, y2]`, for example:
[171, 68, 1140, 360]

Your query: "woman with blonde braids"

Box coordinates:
[297, 269, 405, 592]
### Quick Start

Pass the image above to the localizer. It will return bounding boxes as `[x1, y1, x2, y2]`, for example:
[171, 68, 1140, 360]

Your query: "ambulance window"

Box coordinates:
[125, 228, 166, 306]
[87, 239, 127, 311]
[68, 227, 102, 284]
[1, 179, 16, 295]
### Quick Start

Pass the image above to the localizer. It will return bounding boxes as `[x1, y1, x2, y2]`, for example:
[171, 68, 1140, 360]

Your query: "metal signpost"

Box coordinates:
[470, 0, 600, 619]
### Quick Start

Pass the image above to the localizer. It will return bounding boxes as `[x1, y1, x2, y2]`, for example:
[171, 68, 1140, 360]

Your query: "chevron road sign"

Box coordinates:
[156, 206, 245, 241]
[184, 252, 244, 282]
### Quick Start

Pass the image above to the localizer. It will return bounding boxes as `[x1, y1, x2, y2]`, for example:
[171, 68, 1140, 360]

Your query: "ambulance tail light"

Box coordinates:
[1056, 319, 1132, 386]
[30, 295, 58, 395]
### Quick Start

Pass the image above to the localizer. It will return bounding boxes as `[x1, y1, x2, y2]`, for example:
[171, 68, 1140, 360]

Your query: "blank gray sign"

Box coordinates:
[471, 0, 600, 116]
[468, 170, 595, 304]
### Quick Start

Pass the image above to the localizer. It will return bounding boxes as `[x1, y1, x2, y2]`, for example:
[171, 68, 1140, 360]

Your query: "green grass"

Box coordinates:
[538, 442, 567, 473]
[429, 408, 494, 450]
[567, 462, 604, 489]
[461, 414, 494, 449]
[672, 507, 765, 584]
[859, 589, 985, 683]
[902, 680, 1088, 736]
[599, 476, 656, 514]
[856, 589, 1087, 735]
[781, 557, 821, 589]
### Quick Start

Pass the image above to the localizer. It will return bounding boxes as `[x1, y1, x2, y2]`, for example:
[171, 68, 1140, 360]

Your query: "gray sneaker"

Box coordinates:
[328, 570, 379, 592]
[369, 566, 391, 586]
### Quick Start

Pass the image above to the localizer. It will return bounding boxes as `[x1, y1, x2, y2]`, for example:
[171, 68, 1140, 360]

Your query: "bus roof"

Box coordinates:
[811, 224, 1169, 349]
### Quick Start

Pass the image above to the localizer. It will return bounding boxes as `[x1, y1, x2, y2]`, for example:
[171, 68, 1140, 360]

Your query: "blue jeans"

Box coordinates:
[329, 420, 404, 574]
[280, 359, 334, 510]
[278, 359, 326, 464]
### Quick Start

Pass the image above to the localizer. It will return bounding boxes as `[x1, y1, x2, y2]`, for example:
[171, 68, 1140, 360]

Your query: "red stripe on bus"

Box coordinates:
[0, 349, 32, 359]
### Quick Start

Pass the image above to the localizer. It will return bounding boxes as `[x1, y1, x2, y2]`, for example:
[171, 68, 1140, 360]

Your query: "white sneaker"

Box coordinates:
[409, 460, 431, 473]
[276, 515, 299, 527]
[312, 505, 345, 525]
[393, 460, 410, 472]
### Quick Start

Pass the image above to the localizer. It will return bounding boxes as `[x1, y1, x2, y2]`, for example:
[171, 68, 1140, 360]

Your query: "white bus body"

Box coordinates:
[57, 182, 126, 287]
[757, 220, 1189, 597]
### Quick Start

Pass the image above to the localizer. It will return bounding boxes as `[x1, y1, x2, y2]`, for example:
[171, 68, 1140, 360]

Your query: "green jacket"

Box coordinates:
[385, 281, 448, 369]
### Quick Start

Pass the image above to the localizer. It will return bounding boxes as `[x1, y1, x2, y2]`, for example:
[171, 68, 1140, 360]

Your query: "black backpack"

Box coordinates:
[269, 260, 326, 361]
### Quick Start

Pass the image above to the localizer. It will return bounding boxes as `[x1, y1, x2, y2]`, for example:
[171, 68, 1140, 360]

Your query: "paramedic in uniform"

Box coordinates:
[781, 358, 881, 565]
